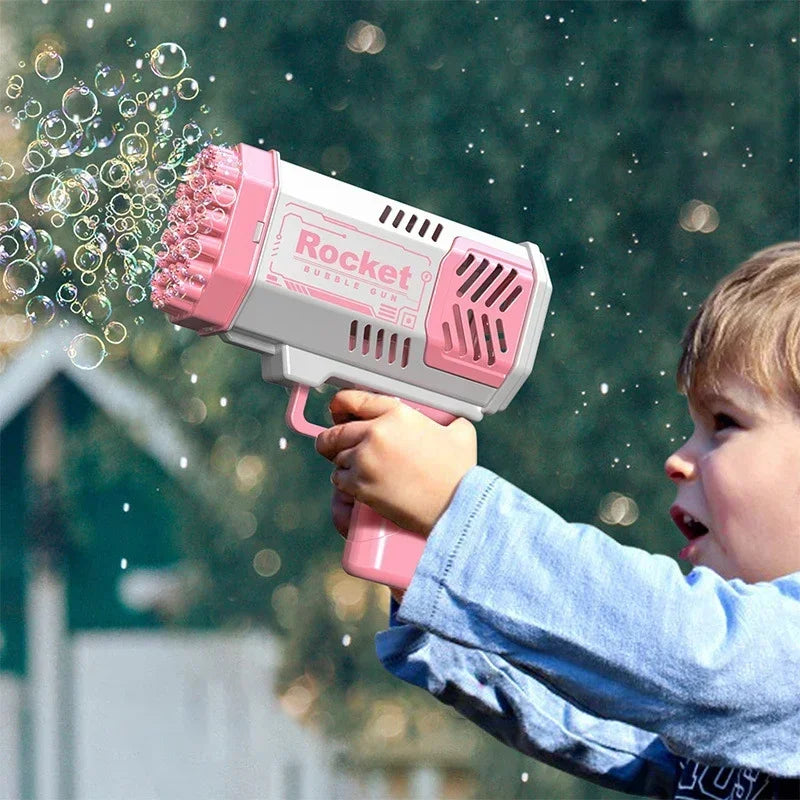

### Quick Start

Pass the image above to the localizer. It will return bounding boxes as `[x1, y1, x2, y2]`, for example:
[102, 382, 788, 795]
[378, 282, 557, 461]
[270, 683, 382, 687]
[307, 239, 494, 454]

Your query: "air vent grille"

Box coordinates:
[379, 204, 443, 242]
[348, 320, 411, 368]
[423, 236, 536, 388]
[453, 253, 523, 311]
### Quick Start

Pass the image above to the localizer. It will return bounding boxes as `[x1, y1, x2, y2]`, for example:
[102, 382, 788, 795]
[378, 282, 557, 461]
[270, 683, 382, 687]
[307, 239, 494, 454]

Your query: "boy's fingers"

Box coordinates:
[315, 420, 370, 460]
[329, 390, 401, 422]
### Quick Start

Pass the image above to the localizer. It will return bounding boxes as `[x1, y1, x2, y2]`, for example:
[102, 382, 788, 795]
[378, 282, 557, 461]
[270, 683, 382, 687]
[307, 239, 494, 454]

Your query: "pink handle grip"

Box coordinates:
[285, 384, 456, 588]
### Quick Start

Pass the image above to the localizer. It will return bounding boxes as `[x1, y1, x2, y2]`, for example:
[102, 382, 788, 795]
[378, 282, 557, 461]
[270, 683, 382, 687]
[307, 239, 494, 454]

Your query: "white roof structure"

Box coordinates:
[0, 323, 231, 526]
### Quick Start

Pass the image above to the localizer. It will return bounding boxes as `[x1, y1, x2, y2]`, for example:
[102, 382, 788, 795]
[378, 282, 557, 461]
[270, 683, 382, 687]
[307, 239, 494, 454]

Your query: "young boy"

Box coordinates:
[315, 242, 800, 799]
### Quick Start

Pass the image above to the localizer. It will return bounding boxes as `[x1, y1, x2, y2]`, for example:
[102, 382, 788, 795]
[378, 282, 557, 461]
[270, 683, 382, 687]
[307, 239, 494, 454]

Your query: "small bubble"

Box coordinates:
[34, 49, 63, 81]
[179, 456, 188, 468]
[122, 502, 130, 512]
[342, 634, 351, 647]
[220, 396, 228, 407]
[120, 558, 127, 569]
[126, 37, 136, 47]
[175, 77, 199, 100]
[219, 16, 227, 28]
[104, 320, 127, 343]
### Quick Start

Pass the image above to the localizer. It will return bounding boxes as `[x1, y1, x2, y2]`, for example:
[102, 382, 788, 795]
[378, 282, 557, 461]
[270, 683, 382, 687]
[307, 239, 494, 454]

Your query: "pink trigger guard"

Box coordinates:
[286, 384, 328, 437]
[285, 384, 456, 588]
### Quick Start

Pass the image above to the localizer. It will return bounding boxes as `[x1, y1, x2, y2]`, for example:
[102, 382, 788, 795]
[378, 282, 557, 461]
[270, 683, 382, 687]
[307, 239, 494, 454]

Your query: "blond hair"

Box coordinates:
[677, 241, 800, 409]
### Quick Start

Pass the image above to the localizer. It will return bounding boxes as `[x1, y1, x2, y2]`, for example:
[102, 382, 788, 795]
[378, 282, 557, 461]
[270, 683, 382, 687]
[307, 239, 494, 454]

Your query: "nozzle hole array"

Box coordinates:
[379, 204, 443, 242]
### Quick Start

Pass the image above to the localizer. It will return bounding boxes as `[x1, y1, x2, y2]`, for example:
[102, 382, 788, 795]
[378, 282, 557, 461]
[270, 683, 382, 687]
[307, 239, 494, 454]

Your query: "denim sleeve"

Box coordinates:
[377, 600, 680, 798]
[390, 466, 800, 777]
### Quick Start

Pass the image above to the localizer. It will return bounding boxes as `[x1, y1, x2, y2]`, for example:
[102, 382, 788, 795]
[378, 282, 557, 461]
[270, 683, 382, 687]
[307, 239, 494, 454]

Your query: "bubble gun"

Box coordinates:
[150, 144, 552, 589]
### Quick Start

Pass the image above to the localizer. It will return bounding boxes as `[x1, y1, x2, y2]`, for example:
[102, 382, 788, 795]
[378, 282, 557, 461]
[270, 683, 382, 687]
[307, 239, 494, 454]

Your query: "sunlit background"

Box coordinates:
[0, 2, 797, 799]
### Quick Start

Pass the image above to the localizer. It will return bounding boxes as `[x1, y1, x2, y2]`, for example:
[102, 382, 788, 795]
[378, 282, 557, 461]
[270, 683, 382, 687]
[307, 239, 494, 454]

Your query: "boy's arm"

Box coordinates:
[377, 599, 680, 798]
[396, 466, 800, 776]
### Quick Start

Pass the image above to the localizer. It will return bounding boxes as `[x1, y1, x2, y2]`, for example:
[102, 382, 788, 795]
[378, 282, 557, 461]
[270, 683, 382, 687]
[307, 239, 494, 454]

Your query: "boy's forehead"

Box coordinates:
[688, 373, 765, 410]
[686, 372, 797, 418]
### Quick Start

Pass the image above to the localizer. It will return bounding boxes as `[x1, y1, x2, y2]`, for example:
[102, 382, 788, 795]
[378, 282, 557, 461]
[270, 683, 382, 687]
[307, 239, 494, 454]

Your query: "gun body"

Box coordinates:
[152, 144, 551, 587]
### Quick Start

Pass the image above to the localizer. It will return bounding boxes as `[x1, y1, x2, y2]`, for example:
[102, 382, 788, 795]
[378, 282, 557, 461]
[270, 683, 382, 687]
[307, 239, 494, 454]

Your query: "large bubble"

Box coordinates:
[0, 202, 20, 233]
[26, 294, 56, 324]
[67, 332, 106, 370]
[62, 84, 99, 123]
[149, 43, 188, 79]
[3, 259, 41, 297]
[94, 64, 125, 97]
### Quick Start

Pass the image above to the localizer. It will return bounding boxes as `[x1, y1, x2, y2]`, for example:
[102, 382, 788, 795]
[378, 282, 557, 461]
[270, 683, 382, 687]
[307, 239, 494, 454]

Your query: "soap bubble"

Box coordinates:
[175, 77, 199, 100]
[56, 282, 78, 305]
[38, 110, 84, 157]
[73, 215, 96, 240]
[62, 84, 99, 122]
[149, 43, 187, 79]
[146, 85, 177, 119]
[94, 64, 125, 96]
[126, 284, 146, 304]
[34, 49, 63, 81]
[104, 320, 127, 343]
[74, 243, 103, 273]
[26, 295, 56, 324]
[4, 259, 41, 296]
[99, 157, 130, 187]
[67, 333, 106, 369]
[182, 121, 202, 144]
[0, 221, 37, 265]
[0, 202, 20, 233]
[23, 139, 57, 172]
[51, 168, 99, 216]
[87, 116, 116, 148]
[119, 132, 148, 161]
[24, 97, 42, 118]
[117, 92, 138, 119]
[29, 173, 59, 211]
[0, 160, 15, 181]
[38, 245, 67, 275]
[81, 292, 113, 325]
[34, 229, 54, 261]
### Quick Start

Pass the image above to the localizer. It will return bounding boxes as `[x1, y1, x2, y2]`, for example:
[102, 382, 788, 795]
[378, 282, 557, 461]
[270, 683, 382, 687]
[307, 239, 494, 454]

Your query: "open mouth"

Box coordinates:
[670, 506, 709, 541]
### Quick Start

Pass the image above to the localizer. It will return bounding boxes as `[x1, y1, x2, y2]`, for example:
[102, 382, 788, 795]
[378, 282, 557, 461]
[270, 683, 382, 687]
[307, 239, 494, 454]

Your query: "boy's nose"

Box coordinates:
[664, 449, 697, 482]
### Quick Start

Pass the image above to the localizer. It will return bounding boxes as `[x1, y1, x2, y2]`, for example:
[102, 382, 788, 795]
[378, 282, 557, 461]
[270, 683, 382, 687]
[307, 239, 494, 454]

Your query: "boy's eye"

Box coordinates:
[713, 412, 739, 431]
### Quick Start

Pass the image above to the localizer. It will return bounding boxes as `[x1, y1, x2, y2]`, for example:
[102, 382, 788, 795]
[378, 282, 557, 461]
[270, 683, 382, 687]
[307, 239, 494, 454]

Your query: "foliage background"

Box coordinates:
[1, 1, 797, 798]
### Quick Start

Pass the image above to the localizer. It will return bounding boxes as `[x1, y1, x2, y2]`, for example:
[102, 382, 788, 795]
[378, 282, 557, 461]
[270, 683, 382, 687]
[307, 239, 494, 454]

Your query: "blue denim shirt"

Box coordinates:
[375, 467, 800, 797]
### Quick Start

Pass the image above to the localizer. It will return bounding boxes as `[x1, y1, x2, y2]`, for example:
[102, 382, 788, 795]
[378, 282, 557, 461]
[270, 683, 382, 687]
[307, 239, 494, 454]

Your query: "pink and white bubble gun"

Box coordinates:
[150, 144, 551, 589]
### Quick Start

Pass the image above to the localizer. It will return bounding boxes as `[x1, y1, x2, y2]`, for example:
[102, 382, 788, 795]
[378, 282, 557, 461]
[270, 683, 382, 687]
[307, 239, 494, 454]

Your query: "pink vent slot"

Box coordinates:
[423, 236, 535, 387]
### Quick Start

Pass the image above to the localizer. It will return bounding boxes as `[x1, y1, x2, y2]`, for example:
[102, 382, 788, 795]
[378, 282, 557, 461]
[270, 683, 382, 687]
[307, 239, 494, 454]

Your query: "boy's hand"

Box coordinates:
[316, 390, 477, 537]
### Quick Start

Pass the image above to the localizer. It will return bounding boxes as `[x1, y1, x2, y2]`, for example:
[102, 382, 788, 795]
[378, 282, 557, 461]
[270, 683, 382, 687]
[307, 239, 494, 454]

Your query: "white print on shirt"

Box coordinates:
[674, 761, 770, 800]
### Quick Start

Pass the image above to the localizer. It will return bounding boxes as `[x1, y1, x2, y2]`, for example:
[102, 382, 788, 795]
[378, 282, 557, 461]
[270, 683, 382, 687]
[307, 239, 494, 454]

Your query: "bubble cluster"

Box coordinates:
[1, 40, 221, 370]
